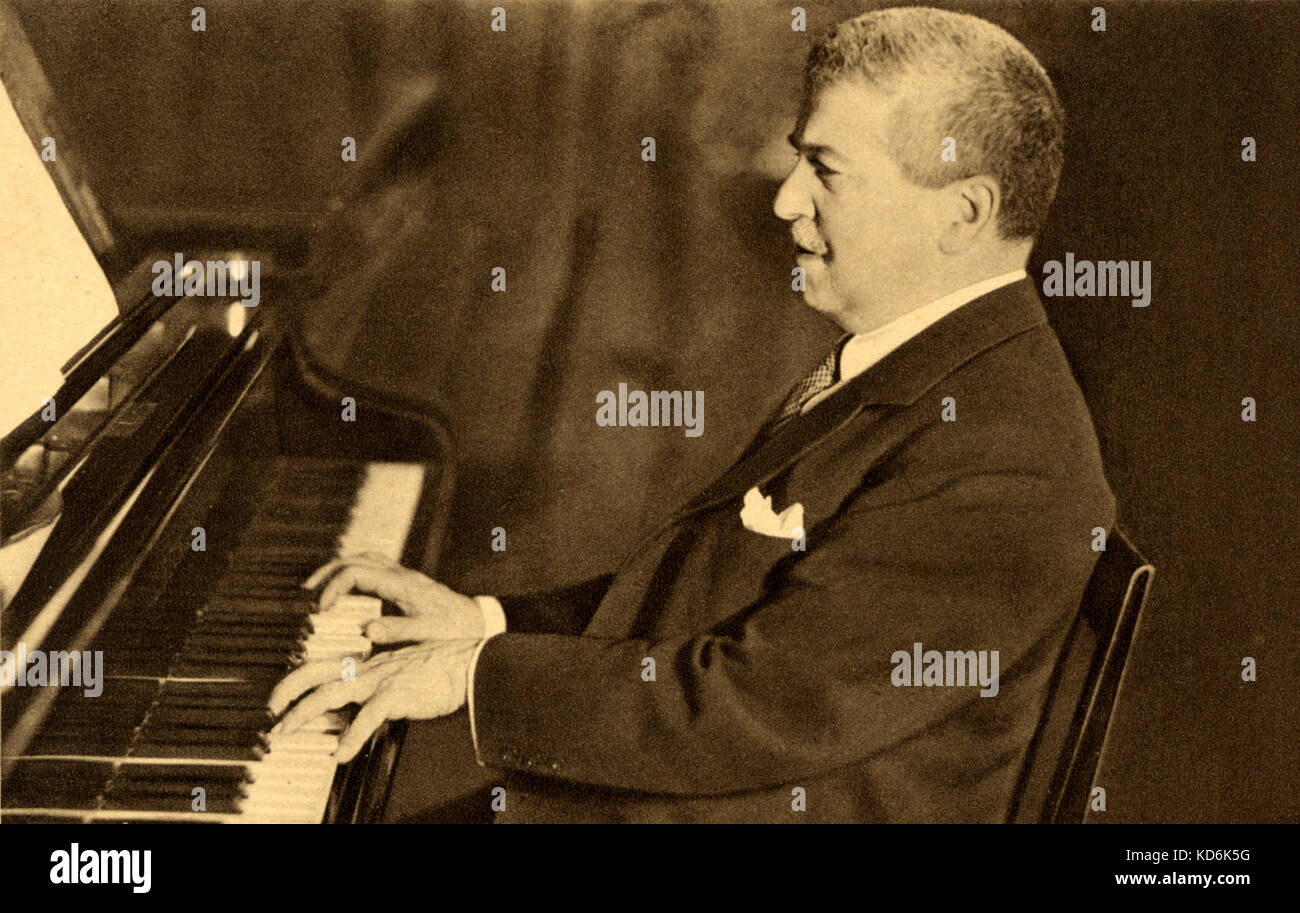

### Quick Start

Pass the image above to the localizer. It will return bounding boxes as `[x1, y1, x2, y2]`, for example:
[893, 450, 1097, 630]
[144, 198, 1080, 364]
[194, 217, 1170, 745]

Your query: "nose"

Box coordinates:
[772, 161, 814, 223]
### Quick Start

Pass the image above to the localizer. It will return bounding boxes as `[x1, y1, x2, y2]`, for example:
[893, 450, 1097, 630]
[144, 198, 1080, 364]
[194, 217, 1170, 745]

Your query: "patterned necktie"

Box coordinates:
[758, 337, 847, 440]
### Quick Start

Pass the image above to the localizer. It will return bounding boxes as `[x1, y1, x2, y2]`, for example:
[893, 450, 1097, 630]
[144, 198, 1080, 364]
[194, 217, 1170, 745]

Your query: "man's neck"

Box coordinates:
[840, 264, 1030, 336]
[797, 266, 1028, 415]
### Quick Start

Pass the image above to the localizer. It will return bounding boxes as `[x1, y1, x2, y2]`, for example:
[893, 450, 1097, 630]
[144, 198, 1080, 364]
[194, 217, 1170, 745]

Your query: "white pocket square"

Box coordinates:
[740, 486, 805, 539]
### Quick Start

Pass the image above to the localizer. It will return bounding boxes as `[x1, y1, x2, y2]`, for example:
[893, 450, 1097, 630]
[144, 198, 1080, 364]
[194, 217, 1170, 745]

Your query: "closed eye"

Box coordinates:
[786, 134, 842, 184]
[791, 152, 836, 179]
[809, 161, 839, 188]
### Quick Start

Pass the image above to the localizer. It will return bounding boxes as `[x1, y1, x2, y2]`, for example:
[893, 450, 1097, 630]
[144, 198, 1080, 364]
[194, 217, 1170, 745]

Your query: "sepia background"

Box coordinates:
[10, 0, 1298, 822]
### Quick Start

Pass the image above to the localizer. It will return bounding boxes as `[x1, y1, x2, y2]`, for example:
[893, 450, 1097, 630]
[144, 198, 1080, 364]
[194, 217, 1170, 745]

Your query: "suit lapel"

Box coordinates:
[674, 382, 871, 520]
[671, 279, 1049, 522]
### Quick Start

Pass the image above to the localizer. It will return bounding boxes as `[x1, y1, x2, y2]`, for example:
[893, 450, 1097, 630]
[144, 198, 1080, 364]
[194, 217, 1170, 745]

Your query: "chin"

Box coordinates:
[804, 302, 854, 333]
[801, 285, 848, 323]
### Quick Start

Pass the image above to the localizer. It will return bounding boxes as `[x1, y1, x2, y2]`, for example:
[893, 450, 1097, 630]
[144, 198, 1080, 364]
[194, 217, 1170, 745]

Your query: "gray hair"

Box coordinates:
[805, 6, 1065, 240]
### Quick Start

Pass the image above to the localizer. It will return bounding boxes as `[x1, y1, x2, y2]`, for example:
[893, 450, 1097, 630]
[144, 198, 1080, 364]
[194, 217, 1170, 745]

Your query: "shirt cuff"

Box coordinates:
[467, 596, 506, 766]
[474, 595, 507, 638]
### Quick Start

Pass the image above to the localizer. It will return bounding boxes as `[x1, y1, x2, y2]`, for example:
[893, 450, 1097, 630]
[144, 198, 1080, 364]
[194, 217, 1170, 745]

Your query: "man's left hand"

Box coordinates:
[268, 638, 480, 762]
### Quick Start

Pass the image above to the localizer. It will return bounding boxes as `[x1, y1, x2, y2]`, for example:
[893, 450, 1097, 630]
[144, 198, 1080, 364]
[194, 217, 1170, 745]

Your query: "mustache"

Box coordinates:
[791, 222, 828, 256]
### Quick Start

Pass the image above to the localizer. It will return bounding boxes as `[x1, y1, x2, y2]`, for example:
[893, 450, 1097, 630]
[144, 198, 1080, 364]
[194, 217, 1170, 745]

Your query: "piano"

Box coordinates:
[0, 3, 456, 823]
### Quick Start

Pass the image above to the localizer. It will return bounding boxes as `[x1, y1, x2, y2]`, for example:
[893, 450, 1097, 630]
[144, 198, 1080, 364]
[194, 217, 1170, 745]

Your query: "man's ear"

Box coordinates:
[939, 175, 1000, 254]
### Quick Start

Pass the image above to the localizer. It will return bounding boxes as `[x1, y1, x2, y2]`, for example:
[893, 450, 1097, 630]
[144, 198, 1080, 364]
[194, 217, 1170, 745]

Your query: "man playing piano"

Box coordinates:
[270, 6, 1114, 823]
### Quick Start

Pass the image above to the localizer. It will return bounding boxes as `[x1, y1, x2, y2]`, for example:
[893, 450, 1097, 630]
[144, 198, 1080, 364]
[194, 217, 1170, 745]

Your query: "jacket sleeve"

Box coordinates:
[469, 438, 1113, 795]
[495, 574, 616, 635]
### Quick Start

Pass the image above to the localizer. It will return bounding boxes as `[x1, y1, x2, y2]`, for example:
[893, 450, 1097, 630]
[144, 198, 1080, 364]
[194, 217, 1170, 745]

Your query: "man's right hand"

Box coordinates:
[303, 553, 484, 644]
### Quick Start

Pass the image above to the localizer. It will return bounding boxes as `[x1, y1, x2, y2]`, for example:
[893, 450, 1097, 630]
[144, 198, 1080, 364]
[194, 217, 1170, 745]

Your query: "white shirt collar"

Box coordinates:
[802, 268, 1028, 413]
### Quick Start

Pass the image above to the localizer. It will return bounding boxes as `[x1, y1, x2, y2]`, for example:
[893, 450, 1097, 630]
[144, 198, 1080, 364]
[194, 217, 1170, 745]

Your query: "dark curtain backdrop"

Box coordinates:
[15, 0, 1298, 822]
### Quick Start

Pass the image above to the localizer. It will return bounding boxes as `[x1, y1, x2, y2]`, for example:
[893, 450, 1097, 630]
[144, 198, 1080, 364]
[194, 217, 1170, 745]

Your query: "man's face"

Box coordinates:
[774, 78, 948, 332]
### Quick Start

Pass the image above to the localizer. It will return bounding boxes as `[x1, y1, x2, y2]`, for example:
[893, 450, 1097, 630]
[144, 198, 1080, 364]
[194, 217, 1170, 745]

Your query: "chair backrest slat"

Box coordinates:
[1007, 528, 1154, 823]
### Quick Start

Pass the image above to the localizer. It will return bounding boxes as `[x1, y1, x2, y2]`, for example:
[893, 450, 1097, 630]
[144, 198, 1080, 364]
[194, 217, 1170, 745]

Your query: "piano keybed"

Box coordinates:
[1, 458, 425, 823]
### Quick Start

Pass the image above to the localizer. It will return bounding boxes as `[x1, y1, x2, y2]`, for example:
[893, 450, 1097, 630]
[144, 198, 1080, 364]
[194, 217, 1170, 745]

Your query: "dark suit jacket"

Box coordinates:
[473, 279, 1115, 822]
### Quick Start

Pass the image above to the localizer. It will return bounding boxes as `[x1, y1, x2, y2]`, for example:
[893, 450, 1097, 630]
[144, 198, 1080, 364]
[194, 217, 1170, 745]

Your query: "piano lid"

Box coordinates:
[0, 1, 119, 436]
[0, 0, 116, 259]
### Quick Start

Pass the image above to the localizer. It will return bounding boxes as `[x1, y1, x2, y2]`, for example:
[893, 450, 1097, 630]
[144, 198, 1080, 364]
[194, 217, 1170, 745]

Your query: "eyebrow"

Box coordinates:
[787, 132, 849, 166]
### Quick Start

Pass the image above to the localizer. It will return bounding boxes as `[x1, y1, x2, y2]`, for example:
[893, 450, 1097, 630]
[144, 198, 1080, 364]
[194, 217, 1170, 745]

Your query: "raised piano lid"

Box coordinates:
[0, 0, 117, 260]
[0, 0, 120, 436]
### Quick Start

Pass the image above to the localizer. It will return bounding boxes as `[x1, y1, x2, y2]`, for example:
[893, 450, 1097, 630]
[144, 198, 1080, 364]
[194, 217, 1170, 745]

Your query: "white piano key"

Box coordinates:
[235, 461, 425, 824]
[7, 461, 430, 825]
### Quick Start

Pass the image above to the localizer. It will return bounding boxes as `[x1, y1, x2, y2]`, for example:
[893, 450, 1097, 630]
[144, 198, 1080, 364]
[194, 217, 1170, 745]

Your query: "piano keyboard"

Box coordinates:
[1, 459, 425, 823]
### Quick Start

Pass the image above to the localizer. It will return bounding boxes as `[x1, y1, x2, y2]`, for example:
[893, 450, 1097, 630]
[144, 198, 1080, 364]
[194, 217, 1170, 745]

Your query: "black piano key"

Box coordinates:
[171, 663, 290, 679]
[181, 635, 305, 653]
[94, 631, 190, 652]
[211, 587, 320, 603]
[161, 680, 269, 699]
[105, 779, 247, 800]
[31, 708, 147, 728]
[100, 794, 244, 814]
[100, 657, 175, 677]
[129, 743, 263, 762]
[137, 720, 267, 745]
[210, 573, 315, 590]
[226, 547, 338, 562]
[154, 692, 273, 710]
[146, 708, 273, 729]
[190, 625, 309, 641]
[256, 508, 352, 526]
[114, 763, 249, 783]
[173, 647, 300, 665]
[232, 528, 342, 546]
[6, 452, 409, 820]
[203, 597, 315, 615]
[45, 683, 158, 707]
[196, 614, 311, 629]
[104, 777, 247, 799]
[2, 760, 115, 808]
[92, 817, 226, 823]
[26, 734, 137, 756]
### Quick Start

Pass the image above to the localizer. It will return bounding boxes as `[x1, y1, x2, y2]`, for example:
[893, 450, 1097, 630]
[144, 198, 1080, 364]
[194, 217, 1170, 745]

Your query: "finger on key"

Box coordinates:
[303, 558, 349, 590]
[319, 564, 416, 613]
[269, 660, 349, 716]
[303, 552, 393, 590]
[334, 689, 396, 762]
[279, 677, 378, 736]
